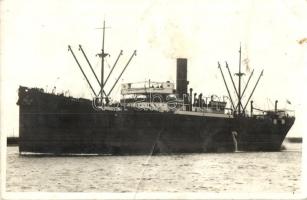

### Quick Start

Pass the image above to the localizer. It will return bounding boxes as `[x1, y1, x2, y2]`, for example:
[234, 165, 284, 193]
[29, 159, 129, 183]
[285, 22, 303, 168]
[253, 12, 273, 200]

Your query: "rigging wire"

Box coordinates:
[265, 97, 270, 111]
[105, 58, 112, 69]
[267, 98, 274, 108]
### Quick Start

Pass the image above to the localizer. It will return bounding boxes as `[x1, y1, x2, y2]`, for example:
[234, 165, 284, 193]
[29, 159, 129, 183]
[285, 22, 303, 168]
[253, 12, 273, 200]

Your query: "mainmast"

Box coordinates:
[235, 45, 244, 115]
[219, 45, 263, 117]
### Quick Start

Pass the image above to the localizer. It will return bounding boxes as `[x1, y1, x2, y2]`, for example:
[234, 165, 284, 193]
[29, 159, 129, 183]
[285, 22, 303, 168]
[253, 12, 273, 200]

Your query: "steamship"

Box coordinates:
[17, 22, 295, 154]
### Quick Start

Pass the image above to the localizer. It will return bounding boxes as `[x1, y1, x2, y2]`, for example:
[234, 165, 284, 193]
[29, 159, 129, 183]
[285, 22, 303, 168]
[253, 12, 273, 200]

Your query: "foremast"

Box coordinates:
[98, 20, 108, 105]
[68, 21, 136, 108]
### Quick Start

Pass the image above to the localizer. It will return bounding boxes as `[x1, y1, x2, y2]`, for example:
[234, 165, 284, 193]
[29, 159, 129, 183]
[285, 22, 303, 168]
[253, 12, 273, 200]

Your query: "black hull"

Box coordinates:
[17, 87, 295, 155]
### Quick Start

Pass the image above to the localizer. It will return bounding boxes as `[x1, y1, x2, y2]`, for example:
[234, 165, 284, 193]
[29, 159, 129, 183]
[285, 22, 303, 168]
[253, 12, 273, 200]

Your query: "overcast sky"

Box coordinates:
[1, 0, 307, 137]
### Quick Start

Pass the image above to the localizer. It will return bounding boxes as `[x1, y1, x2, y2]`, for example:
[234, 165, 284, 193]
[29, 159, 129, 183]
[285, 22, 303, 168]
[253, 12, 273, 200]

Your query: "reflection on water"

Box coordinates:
[6, 142, 301, 193]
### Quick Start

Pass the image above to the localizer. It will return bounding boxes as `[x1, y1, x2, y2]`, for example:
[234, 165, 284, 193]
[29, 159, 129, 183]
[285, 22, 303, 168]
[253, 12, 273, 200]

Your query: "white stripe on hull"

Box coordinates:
[174, 110, 233, 118]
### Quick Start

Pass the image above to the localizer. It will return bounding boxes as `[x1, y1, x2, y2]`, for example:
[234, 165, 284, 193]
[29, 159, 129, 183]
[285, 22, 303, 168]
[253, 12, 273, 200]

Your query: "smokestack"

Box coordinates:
[176, 58, 188, 98]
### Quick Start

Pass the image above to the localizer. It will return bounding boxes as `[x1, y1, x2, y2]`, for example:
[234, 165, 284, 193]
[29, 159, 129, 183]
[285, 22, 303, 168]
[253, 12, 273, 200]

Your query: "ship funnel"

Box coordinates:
[176, 58, 188, 98]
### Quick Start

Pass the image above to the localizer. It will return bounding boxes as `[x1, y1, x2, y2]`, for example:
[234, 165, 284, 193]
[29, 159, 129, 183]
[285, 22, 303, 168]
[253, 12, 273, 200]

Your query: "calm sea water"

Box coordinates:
[6, 142, 301, 193]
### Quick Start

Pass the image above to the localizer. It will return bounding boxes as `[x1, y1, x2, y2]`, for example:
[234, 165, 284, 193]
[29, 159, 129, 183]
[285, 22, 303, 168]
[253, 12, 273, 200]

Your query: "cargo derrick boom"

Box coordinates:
[218, 45, 266, 117]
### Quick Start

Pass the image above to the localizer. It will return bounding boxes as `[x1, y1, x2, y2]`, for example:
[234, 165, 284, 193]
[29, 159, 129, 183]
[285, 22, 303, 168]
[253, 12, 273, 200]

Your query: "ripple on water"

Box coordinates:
[6, 145, 302, 193]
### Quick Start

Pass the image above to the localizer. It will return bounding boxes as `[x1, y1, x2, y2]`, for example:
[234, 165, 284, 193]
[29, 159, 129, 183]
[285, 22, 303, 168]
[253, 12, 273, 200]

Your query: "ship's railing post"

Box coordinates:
[189, 88, 193, 111]
[275, 100, 278, 112]
[250, 100, 254, 117]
